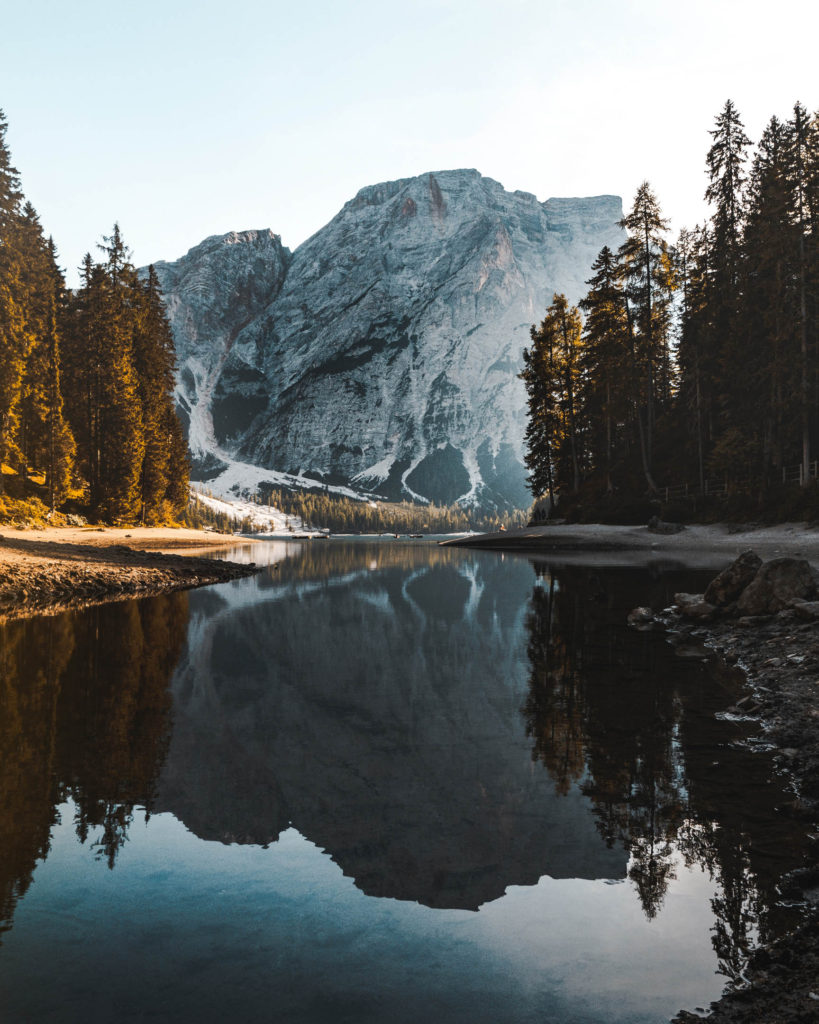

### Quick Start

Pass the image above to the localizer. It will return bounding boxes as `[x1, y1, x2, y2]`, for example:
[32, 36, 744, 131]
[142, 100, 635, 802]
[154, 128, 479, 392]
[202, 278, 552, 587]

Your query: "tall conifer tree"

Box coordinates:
[0, 110, 28, 492]
[618, 183, 671, 488]
[579, 247, 629, 492]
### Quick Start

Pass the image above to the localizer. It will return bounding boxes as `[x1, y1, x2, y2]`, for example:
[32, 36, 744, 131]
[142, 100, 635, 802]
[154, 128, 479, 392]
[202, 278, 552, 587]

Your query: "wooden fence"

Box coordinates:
[781, 461, 819, 486]
[658, 461, 819, 503]
[657, 480, 728, 503]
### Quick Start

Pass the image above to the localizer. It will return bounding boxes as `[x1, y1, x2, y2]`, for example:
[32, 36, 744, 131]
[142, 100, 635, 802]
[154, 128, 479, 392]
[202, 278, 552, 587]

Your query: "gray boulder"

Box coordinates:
[704, 550, 762, 607]
[647, 516, 684, 534]
[736, 557, 817, 617]
[674, 593, 718, 621]
[789, 599, 819, 621]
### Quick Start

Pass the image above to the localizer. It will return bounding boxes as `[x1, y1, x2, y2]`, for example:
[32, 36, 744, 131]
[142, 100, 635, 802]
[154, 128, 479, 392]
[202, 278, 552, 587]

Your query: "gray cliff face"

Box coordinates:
[151, 229, 291, 475]
[153, 172, 623, 507]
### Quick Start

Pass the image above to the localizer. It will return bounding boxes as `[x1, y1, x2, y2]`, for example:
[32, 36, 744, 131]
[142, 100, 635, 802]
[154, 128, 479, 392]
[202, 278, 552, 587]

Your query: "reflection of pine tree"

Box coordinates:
[58, 594, 189, 863]
[0, 615, 75, 942]
[628, 836, 677, 920]
[0, 589, 190, 945]
[711, 844, 757, 984]
[519, 561, 796, 953]
[522, 575, 588, 795]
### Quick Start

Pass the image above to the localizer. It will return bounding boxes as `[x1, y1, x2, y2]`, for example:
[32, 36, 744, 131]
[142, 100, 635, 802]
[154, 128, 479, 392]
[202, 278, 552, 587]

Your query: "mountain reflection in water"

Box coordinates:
[154, 550, 624, 908]
[0, 541, 813, 1021]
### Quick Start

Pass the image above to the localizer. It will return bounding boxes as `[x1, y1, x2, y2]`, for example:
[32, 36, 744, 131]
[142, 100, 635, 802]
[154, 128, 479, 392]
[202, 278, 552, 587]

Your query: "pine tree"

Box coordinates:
[0, 110, 29, 493]
[579, 246, 630, 491]
[15, 205, 75, 504]
[61, 227, 189, 522]
[551, 294, 584, 494]
[705, 101, 751, 288]
[63, 235, 144, 520]
[520, 294, 584, 501]
[784, 103, 818, 484]
[618, 183, 671, 489]
[520, 316, 559, 503]
[674, 226, 710, 489]
[163, 405, 190, 515]
[132, 266, 179, 522]
[42, 292, 76, 509]
[701, 102, 752, 484]
[737, 116, 795, 484]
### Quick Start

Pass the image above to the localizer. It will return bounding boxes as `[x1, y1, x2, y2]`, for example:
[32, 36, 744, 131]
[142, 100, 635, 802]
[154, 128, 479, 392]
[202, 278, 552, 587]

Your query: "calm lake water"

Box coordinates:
[0, 540, 813, 1023]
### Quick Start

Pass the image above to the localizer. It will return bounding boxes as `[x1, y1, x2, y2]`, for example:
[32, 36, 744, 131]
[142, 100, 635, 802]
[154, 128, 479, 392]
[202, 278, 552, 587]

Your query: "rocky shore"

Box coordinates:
[0, 527, 260, 622]
[630, 551, 819, 1023]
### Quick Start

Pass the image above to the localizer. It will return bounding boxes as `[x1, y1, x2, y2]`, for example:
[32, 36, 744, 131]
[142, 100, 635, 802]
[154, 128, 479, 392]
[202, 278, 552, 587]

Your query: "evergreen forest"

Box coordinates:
[0, 109, 188, 525]
[251, 487, 528, 534]
[522, 101, 819, 523]
[5, 99, 819, 529]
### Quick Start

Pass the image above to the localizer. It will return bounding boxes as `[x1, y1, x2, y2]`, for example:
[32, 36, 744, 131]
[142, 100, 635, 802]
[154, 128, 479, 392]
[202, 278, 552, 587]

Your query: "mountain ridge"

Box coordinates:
[149, 169, 624, 509]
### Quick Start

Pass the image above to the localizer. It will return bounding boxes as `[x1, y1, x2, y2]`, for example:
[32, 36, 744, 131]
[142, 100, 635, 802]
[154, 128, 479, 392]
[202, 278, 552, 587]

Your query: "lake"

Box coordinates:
[0, 540, 812, 1023]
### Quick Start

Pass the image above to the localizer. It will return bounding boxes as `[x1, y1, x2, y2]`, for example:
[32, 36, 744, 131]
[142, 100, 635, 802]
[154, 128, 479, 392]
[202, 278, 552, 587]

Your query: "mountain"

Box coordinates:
[151, 170, 623, 509]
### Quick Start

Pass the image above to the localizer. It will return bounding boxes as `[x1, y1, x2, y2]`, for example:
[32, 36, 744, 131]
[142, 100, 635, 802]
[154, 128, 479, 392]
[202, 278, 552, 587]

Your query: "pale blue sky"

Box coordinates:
[2, 0, 817, 283]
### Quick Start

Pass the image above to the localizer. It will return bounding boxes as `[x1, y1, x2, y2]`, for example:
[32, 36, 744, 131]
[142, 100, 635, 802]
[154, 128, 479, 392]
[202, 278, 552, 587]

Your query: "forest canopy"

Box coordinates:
[522, 100, 819, 522]
[0, 108, 188, 524]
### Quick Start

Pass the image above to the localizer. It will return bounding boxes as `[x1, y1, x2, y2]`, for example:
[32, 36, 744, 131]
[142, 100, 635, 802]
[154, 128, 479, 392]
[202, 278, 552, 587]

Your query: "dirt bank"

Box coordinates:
[445, 522, 819, 568]
[0, 526, 259, 621]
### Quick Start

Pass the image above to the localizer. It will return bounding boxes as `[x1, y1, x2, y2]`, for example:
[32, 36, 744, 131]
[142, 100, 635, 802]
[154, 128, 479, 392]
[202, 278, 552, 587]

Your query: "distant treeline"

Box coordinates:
[183, 492, 276, 535]
[522, 101, 819, 520]
[183, 495, 244, 534]
[258, 486, 528, 534]
[0, 109, 188, 523]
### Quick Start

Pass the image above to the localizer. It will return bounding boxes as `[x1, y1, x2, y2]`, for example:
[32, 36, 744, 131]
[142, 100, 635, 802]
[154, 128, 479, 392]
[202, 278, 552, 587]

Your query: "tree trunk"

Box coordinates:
[0, 418, 6, 497]
[605, 379, 613, 493]
[799, 232, 810, 486]
[624, 296, 657, 492]
[695, 351, 704, 492]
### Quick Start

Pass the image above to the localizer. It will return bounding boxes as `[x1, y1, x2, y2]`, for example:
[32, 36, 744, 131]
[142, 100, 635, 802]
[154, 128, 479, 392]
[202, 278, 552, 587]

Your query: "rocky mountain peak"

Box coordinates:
[149, 171, 624, 509]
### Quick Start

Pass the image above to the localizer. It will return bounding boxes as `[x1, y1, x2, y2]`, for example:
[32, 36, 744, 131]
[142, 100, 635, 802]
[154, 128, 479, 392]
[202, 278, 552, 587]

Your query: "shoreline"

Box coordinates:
[443, 522, 819, 567]
[670, 611, 819, 1023]
[452, 526, 819, 1020]
[0, 526, 260, 622]
[636, 559, 819, 1024]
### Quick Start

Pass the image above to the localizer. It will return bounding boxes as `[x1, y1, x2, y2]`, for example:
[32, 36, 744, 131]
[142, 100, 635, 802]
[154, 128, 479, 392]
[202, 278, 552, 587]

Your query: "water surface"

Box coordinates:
[0, 541, 812, 1022]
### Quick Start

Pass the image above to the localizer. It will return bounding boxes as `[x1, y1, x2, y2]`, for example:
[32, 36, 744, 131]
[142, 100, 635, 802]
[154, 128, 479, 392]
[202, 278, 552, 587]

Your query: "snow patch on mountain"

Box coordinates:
[202, 454, 383, 504]
[191, 487, 300, 534]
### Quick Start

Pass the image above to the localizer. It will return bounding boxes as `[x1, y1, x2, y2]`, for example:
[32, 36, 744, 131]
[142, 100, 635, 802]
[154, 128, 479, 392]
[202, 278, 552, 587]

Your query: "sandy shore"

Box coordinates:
[0, 526, 259, 621]
[444, 522, 819, 567]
